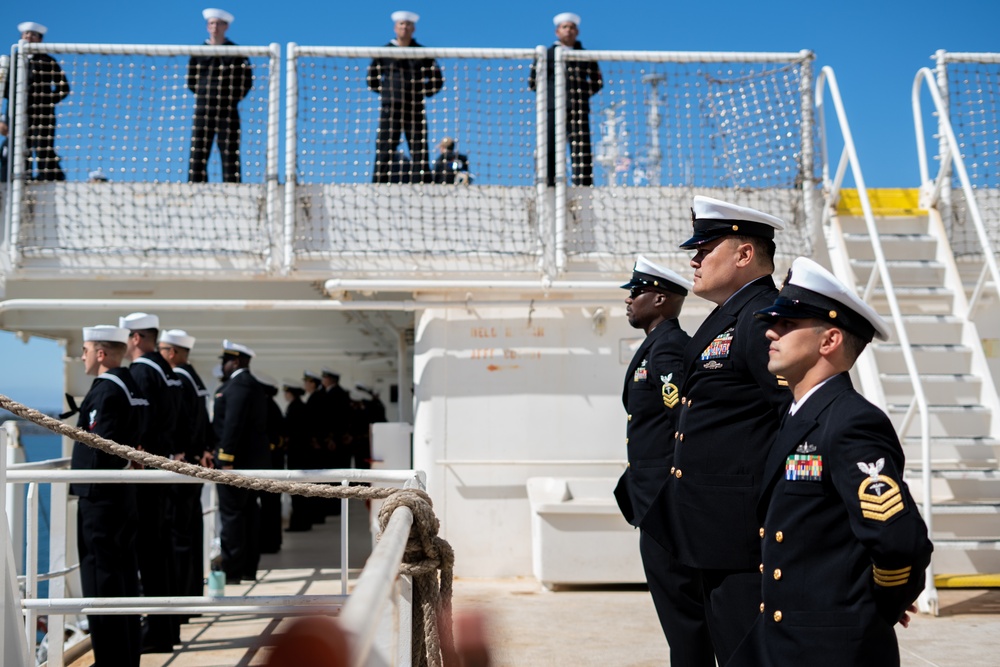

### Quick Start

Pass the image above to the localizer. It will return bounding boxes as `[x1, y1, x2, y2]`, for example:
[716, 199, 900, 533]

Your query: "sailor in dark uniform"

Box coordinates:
[528, 12, 603, 186]
[283, 380, 313, 531]
[255, 372, 286, 553]
[728, 257, 933, 666]
[71, 325, 146, 667]
[158, 329, 213, 604]
[120, 311, 187, 653]
[302, 370, 328, 523]
[640, 196, 792, 665]
[367, 10, 444, 184]
[213, 339, 269, 584]
[186, 8, 253, 183]
[0, 22, 71, 182]
[612, 256, 713, 666]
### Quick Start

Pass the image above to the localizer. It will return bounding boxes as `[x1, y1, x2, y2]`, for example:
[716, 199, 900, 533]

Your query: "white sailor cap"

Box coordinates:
[82, 325, 130, 344]
[755, 257, 890, 343]
[17, 22, 47, 35]
[202, 8, 235, 24]
[160, 329, 196, 350]
[220, 339, 255, 358]
[303, 370, 322, 382]
[553, 12, 581, 27]
[349, 389, 368, 402]
[88, 169, 108, 182]
[321, 367, 340, 379]
[282, 378, 304, 392]
[680, 195, 785, 249]
[620, 254, 692, 296]
[119, 312, 160, 331]
[254, 372, 277, 388]
[391, 10, 419, 23]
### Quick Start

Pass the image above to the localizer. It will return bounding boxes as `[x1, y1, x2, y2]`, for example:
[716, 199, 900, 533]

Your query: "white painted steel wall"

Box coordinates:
[412, 302, 712, 577]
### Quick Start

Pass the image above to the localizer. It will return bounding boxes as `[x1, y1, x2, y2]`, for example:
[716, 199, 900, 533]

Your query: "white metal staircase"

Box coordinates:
[816, 67, 1000, 614]
[834, 189, 1000, 590]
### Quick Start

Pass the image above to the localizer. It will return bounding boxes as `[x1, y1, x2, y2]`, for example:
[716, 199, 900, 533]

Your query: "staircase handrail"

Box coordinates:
[912, 66, 1000, 318]
[816, 66, 936, 612]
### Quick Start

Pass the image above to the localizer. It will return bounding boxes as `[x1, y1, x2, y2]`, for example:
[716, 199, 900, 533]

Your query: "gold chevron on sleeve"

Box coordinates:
[858, 477, 904, 521]
[873, 565, 911, 587]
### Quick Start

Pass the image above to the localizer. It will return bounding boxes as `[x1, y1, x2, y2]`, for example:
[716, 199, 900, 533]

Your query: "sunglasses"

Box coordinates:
[628, 286, 654, 299]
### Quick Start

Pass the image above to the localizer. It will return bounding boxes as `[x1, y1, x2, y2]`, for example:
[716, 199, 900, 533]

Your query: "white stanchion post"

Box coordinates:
[341, 479, 350, 596]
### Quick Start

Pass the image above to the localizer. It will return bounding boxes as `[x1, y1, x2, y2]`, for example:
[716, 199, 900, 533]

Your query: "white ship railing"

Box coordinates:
[0, 42, 814, 280]
[815, 66, 935, 613]
[913, 62, 1000, 317]
[2, 431, 425, 667]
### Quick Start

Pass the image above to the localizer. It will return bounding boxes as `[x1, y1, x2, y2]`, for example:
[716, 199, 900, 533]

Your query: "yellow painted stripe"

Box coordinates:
[934, 573, 1000, 588]
[836, 189, 926, 217]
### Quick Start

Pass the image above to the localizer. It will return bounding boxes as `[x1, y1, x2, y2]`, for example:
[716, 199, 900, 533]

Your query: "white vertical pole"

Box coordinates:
[797, 52, 819, 237]
[553, 46, 567, 274]
[265, 43, 282, 274]
[9, 42, 29, 268]
[397, 328, 411, 425]
[0, 428, 7, 665]
[283, 43, 299, 274]
[46, 482, 69, 667]
[23, 484, 37, 658]
[533, 45, 550, 276]
[3, 424, 25, 575]
[341, 479, 350, 596]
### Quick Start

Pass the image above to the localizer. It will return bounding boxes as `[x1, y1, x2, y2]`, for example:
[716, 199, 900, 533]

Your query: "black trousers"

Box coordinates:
[4, 115, 65, 181]
[544, 108, 594, 186]
[217, 483, 261, 579]
[188, 106, 242, 183]
[135, 484, 179, 645]
[169, 483, 204, 598]
[372, 100, 431, 184]
[639, 531, 715, 667]
[701, 568, 762, 665]
[78, 486, 141, 667]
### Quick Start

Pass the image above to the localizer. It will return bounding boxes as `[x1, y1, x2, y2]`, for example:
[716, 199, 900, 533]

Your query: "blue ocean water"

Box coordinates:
[18, 432, 63, 598]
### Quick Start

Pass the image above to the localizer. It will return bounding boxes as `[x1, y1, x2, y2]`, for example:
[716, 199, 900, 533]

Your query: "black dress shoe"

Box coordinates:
[225, 574, 241, 585]
[242, 573, 257, 583]
[140, 643, 175, 654]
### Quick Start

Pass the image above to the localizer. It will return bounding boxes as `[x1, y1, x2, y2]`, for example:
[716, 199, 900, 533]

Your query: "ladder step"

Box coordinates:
[925, 503, 1000, 514]
[904, 469, 1000, 481]
[931, 539, 1000, 550]
[934, 573, 1000, 587]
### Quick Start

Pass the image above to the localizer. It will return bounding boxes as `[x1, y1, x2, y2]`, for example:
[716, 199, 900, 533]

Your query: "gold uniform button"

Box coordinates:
[679, 433, 685, 442]
[681, 396, 687, 405]
[773, 568, 782, 581]
[625, 438, 629, 445]
[759, 602, 765, 613]
[775, 531, 784, 543]
[670, 467, 676, 475]
[675, 469, 683, 479]
[759, 527, 766, 538]
[773, 610, 783, 622]
[674, 431, 679, 439]
[687, 400, 692, 408]
[759, 563, 764, 573]
[628, 414, 632, 421]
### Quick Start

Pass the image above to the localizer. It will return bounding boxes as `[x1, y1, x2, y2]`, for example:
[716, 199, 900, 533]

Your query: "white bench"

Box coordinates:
[526, 477, 645, 589]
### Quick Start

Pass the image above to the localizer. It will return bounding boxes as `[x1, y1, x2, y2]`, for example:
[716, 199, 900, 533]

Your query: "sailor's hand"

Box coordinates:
[0, 122, 8, 137]
[200, 450, 215, 468]
[899, 604, 918, 628]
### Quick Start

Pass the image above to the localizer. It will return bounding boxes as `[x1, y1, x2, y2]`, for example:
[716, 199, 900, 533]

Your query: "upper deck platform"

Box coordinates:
[1, 43, 818, 284]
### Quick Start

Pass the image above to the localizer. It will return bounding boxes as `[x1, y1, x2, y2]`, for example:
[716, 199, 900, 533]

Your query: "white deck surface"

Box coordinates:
[61, 499, 1000, 667]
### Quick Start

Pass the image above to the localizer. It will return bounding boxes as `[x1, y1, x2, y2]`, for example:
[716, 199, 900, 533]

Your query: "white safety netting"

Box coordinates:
[2, 44, 817, 276]
[4, 44, 278, 270]
[290, 47, 541, 274]
[942, 55, 1000, 257]
[562, 52, 815, 266]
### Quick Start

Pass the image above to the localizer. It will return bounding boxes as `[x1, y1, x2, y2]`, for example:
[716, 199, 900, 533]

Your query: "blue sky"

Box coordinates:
[2, 0, 998, 410]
